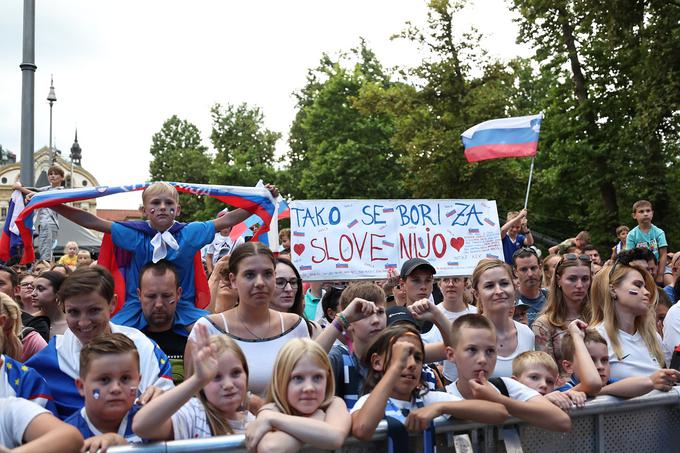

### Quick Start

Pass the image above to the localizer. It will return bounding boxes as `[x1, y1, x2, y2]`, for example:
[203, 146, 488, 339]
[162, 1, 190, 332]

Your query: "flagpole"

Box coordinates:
[523, 157, 535, 210]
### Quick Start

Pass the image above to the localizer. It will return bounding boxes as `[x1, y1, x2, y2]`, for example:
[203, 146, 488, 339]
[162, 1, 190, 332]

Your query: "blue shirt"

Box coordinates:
[110, 221, 214, 328]
[502, 234, 526, 265]
[66, 405, 143, 443]
[557, 375, 616, 392]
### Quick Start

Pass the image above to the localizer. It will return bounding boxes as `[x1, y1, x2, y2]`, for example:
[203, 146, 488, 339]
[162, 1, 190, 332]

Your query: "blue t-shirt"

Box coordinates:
[502, 234, 526, 265]
[664, 285, 676, 304]
[626, 224, 667, 260]
[66, 405, 143, 443]
[110, 221, 215, 328]
[517, 289, 547, 327]
[557, 375, 616, 392]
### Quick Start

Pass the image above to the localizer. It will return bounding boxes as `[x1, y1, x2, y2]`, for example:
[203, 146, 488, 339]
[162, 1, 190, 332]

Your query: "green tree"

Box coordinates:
[286, 40, 407, 199]
[149, 115, 212, 221]
[207, 102, 281, 215]
[354, 0, 533, 209]
[511, 0, 680, 246]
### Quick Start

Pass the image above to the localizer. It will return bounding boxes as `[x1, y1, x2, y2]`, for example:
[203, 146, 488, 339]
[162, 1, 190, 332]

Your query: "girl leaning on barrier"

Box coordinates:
[590, 260, 678, 385]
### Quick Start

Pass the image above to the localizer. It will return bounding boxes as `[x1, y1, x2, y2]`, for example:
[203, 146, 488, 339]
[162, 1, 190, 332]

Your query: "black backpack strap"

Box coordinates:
[489, 377, 510, 397]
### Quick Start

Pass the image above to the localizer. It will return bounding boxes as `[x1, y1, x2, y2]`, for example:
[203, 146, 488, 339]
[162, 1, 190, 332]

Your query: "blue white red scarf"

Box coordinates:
[12, 182, 276, 264]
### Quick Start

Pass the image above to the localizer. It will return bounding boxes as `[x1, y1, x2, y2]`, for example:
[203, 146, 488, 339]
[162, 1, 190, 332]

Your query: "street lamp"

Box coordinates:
[47, 75, 57, 165]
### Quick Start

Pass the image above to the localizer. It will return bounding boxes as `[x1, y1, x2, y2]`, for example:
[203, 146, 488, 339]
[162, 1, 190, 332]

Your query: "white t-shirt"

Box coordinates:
[663, 303, 680, 364]
[350, 390, 461, 424]
[596, 324, 662, 380]
[491, 320, 535, 378]
[172, 397, 254, 439]
[0, 397, 49, 448]
[445, 377, 539, 401]
[421, 304, 478, 381]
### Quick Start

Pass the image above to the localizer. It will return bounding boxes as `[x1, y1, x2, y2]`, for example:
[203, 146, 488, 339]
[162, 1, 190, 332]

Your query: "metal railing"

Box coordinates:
[110, 389, 680, 453]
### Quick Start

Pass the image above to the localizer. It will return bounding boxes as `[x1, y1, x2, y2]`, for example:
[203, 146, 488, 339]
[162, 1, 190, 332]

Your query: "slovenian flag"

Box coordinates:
[461, 113, 543, 163]
[229, 191, 290, 252]
[0, 190, 27, 262]
[15, 182, 276, 264]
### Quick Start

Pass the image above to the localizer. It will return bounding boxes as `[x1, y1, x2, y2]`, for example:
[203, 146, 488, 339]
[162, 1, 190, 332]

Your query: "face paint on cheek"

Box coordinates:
[169, 208, 175, 214]
[92, 389, 100, 400]
[150, 209, 155, 214]
[129, 386, 138, 398]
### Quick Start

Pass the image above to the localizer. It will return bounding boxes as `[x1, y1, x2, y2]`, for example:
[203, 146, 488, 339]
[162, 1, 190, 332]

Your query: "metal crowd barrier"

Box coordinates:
[110, 389, 680, 453]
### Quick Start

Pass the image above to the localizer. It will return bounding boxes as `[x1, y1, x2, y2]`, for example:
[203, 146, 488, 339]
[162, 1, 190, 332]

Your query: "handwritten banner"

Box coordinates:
[290, 199, 503, 281]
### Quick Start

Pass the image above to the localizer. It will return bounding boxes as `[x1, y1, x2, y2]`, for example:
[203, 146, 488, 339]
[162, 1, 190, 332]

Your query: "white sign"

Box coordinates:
[290, 199, 503, 281]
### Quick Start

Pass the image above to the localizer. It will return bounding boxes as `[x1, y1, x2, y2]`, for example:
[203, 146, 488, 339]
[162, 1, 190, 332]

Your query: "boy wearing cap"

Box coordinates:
[399, 258, 437, 307]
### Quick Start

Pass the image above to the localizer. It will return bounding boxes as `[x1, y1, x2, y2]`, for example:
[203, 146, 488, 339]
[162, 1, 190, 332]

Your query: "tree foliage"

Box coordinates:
[149, 115, 212, 221]
[511, 0, 680, 245]
[287, 40, 407, 199]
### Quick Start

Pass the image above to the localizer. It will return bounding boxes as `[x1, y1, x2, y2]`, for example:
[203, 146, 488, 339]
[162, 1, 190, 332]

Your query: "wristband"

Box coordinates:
[332, 318, 344, 334]
[337, 313, 351, 329]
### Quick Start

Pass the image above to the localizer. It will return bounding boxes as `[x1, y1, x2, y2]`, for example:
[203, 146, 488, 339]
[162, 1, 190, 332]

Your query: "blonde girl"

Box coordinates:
[133, 323, 254, 439]
[351, 324, 506, 443]
[0, 294, 23, 361]
[590, 261, 677, 385]
[245, 338, 350, 453]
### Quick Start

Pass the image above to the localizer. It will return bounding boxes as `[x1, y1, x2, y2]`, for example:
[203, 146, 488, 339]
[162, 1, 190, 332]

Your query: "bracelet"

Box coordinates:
[337, 313, 351, 329]
[332, 318, 344, 334]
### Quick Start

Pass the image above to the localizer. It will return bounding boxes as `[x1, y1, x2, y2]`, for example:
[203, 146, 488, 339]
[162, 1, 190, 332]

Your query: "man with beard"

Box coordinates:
[513, 248, 546, 327]
[139, 260, 188, 383]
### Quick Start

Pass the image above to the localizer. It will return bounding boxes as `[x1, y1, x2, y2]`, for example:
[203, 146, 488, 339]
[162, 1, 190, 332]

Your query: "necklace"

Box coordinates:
[236, 307, 270, 340]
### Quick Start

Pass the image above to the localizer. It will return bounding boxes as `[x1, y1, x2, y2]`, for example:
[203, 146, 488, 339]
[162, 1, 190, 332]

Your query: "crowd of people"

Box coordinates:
[1, 172, 679, 453]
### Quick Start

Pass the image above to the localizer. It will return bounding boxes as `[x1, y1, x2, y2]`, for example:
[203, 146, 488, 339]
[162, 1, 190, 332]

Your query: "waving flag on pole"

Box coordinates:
[0, 190, 28, 262]
[15, 182, 276, 264]
[461, 113, 543, 163]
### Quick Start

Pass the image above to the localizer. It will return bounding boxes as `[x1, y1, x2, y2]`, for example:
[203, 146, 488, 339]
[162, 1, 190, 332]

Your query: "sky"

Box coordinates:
[0, 0, 531, 209]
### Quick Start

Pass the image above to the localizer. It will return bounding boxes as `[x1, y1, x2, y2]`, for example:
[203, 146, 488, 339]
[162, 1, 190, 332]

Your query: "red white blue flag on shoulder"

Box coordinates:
[0, 190, 27, 262]
[461, 113, 543, 163]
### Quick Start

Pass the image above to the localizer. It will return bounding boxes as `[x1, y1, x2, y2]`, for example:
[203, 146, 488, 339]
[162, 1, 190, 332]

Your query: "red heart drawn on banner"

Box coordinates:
[293, 244, 305, 256]
[450, 237, 465, 252]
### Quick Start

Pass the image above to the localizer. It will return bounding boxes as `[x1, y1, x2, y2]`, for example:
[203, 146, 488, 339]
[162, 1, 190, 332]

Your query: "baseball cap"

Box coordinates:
[400, 258, 436, 279]
[386, 306, 421, 331]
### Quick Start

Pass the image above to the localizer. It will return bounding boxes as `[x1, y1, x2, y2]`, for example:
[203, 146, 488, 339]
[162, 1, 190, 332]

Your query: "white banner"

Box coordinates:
[290, 199, 503, 281]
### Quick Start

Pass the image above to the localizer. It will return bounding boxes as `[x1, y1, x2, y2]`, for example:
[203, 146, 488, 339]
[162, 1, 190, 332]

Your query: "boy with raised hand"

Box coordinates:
[444, 314, 571, 432]
[13, 165, 65, 263]
[49, 181, 278, 329]
[316, 282, 386, 410]
[26, 267, 173, 420]
[626, 200, 668, 284]
[66, 333, 144, 452]
[500, 209, 534, 265]
[559, 325, 680, 398]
